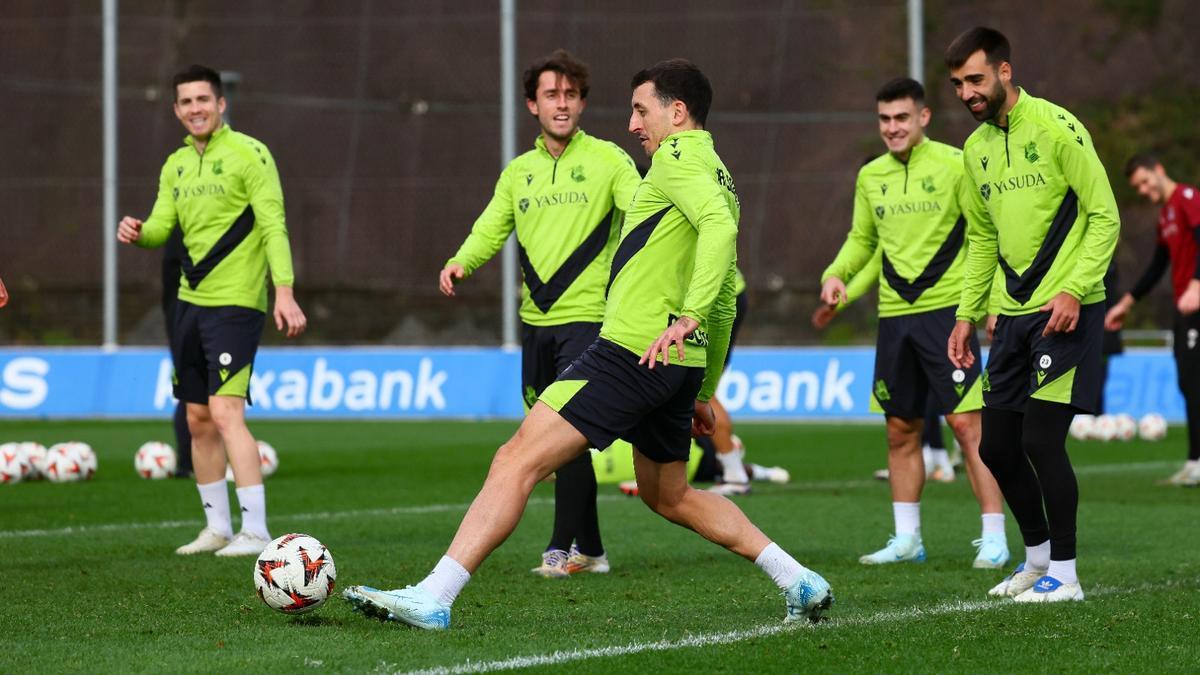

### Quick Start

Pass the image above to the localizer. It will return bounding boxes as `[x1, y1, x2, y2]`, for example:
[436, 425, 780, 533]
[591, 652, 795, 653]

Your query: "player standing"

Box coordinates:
[440, 49, 641, 578]
[1105, 155, 1200, 485]
[819, 77, 1008, 569]
[117, 65, 306, 556]
[344, 59, 832, 630]
[945, 28, 1120, 602]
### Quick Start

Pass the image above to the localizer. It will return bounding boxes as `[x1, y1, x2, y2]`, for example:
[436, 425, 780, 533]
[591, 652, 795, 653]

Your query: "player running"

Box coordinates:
[945, 28, 1120, 602]
[818, 77, 1009, 569]
[1105, 155, 1200, 485]
[117, 65, 306, 557]
[344, 58, 832, 630]
[440, 49, 641, 578]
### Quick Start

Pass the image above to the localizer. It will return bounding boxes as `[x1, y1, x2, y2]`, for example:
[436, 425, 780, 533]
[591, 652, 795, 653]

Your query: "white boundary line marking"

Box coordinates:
[395, 579, 1191, 675]
[0, 459, 1175, 540]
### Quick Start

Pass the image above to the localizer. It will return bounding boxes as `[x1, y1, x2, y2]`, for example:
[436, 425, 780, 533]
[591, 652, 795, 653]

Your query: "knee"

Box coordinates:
[886, 416, 921, 449]
[945, 413, 979, 441]
[186, 406, 214, 436]
[208, 400, 246, 436]
[977, 434, 1010, 474]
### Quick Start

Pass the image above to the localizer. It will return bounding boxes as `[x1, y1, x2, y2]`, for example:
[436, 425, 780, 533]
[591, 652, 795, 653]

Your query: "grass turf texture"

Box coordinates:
[2, 420, 1197, 673]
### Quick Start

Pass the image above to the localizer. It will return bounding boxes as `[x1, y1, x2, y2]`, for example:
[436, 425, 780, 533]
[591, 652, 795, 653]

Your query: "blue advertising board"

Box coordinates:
[0, 347, 1185, 422]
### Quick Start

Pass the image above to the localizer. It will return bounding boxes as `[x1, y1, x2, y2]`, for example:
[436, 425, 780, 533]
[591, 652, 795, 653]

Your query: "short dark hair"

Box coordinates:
[630, 59, 713, 126]
[522, 49, 590, 101]
[1124, 153, 1162, 177]
[945, 27, 1011, 70]
[172, 64, 223, 99]
[876, 77, 925, 104]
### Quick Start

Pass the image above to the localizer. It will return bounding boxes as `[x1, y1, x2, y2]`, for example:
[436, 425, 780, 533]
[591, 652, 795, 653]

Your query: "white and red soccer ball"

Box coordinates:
[226, 440, 279, 481]
[44, 442, 94, 483]
[134, 442, 177, 479]
[0, 442, 33, 484]
[1138, 413, 1168, 441]
[254, 533, 336, 614]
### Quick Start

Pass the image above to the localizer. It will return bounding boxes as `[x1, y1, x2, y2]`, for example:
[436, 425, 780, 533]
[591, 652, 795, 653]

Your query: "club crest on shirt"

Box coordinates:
[571, 165, 586, 183]
[921, 176, 936, 193]
[1024, 141, 1039, 164]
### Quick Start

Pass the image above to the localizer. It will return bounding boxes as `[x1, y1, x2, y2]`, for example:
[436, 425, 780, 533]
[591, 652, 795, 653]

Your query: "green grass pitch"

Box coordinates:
[2, 420, 1197, 673]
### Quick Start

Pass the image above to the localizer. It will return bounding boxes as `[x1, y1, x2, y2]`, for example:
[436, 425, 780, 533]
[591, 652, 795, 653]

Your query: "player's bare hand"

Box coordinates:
[1177, 281, 1200, 315]
[1105, 295, 1134, 330]
[0, 276, 8, 309]
[273, 286, 307, 338]
[1040, 292, 1081, 336]
[986, 314, 998, 342]
[819, 277, 847, 307]
[439, 264, 466, 297]
[117, 216, 143, 244]
[947, 320, 975, 369]
[691, 400, 716, 438]
[640, 315, 699, 369]
[811, 304, 837, 329]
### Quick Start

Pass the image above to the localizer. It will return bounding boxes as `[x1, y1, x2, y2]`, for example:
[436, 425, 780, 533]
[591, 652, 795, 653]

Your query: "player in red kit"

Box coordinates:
[1106, 155, 1200, 485]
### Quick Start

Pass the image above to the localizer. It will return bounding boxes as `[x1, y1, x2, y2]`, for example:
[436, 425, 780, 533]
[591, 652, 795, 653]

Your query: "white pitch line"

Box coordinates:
[0, 459, 1175, 540]
[396, 579, 1190, 675]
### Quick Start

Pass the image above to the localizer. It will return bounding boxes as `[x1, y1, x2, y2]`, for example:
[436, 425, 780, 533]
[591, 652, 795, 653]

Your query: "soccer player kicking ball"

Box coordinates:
[945, 28, 1120, 602]
[819, 77, 1009, 569]
[344, 59, 832, 630]
[117, 65, 306, 557]
[440, 49, 641, 579]
[1106, 155, 1200, 486]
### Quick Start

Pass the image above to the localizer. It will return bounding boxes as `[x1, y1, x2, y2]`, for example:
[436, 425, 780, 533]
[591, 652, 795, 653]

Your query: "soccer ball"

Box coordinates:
[225, 440, 279, 481]
[254, 533, 336, 614]
[1112, 413, 1137, 441]
[1069, 415, 1096, 441]
[44, 443, 86, 483]
[21, 442, 48, 479]
[72, 442, 97, 479]
[1138, 413, 1168, 441]
[257, 441, 279, 478]
[0, 443, 32, 484]
[1091, 415, 1118, 442]
[134, 442, 177, 479]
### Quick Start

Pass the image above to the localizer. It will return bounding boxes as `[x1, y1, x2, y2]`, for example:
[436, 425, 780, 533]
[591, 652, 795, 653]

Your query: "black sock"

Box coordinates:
[1021, 400, 1078, 561]
[173, 401, 193, 474]
[548, 451, 603, 556]
[980, 407, 1050, 547]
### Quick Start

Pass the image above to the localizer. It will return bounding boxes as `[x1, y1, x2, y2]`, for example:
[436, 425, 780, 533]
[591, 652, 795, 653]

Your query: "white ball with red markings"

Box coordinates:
[1092, 415, 1118, 442]
[254, 533, 336, 614]
[1112, 413, 1137, 441]
[1068, 415, 1095, 441]
[134, 442, 177, 479]
[225, 440, 279, 481]
[0, 443, 33, 484]
[257, 440, 279, 478]
[44, 443, 86, 483]
[71, 442, 97, 479]
[1138, 413, 1168, 441]
[20, 442, 48, 479]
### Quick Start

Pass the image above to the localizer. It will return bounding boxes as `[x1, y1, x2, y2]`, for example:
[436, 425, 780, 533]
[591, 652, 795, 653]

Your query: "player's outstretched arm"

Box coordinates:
[116, 216, 143, 244]
[273, 285, 307, 338]
[439, 263, 466, 297]
[691, 399, 716, 438]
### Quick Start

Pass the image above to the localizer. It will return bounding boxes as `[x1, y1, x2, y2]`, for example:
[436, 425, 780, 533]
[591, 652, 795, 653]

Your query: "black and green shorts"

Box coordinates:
[170, 301, 264, 404]
[872, 306, 984, 418]
[538, 338, 704, 463]
[520, 321, 602, 410]
[983, 301, 1105, 413]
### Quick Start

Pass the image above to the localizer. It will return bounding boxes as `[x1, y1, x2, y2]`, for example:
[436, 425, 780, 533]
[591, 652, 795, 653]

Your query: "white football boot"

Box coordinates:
[214, 531, 270, 557]
[1013, 575, 1085, 603]
[175, 527, 231, 555]
[859, 533, 926, 565]
[987, 562, 1047, 597]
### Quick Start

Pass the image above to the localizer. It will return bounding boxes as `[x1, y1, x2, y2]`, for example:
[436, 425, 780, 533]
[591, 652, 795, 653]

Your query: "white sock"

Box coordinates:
[1025, 540, 1050, 571]
[981, 512, 1005, 536]
[754, 542, 804, 591]
[930, 448, 950, 465]
[234, 484, 269, 539]
[1047, 558, 1078, 585]
[893, 502, 921, 537]
[418, 556, 471, 606]
[1186, 459, 1200, 470]
[747, 463, 767, 481]
[197, 480, 233, 539]
[718, 448, 749, 483]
